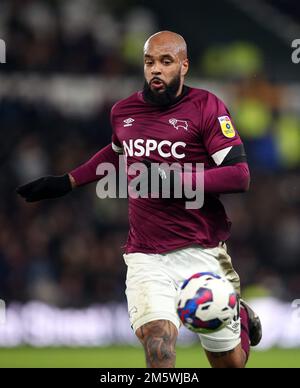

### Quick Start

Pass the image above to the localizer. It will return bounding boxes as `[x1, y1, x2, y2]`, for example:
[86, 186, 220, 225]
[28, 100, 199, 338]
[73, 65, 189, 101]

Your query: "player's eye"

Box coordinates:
[163, 60, 172, 65]
[145, 60, 153, 65]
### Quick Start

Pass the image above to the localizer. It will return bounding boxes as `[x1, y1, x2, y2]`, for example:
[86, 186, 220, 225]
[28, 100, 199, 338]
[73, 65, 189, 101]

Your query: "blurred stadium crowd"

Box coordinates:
[0, 0, 300, 307]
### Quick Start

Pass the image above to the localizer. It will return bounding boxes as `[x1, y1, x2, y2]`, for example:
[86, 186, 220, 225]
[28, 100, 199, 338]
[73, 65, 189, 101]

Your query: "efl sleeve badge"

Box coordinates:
[218, 116, 236, 138]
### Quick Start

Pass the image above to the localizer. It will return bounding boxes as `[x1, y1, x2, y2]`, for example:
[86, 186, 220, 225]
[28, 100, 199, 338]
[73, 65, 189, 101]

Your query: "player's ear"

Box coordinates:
[181, 58, 189, 76]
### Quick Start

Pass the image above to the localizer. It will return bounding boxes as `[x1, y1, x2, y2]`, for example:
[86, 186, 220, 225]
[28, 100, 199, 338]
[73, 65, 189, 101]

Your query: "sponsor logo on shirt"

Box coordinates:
[123, 118, 135, 127]
[169, 118, 189, 131]
[123, 139, 186, 159]
[218, 116, 236, 138]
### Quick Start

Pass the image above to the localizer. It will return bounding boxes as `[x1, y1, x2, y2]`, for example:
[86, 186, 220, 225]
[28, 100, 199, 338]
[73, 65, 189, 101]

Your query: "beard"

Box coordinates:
[143, 73, 182, 107]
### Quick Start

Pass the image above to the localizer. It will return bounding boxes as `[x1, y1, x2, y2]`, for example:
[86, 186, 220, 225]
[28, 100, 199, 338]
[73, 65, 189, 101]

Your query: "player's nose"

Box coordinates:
[151, 63, 162, 75]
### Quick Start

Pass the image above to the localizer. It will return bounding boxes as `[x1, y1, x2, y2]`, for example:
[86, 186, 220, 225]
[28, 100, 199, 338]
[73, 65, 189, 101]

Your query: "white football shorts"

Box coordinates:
[123, 243, 241, 353]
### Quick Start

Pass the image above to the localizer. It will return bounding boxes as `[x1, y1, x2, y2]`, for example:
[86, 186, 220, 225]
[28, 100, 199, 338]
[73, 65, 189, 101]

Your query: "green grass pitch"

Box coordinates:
[0, 346, 299, 368]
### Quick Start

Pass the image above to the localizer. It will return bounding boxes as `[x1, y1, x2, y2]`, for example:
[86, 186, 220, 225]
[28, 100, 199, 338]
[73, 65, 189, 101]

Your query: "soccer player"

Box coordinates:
[17, 31, 262, 368]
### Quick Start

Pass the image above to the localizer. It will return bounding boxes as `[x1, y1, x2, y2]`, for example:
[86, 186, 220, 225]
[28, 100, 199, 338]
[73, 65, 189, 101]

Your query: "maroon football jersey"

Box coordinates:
[111, 87, 242, 253]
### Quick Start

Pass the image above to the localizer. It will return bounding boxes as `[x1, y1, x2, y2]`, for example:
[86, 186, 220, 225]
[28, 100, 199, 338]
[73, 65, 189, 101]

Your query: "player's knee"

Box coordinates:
[208, 355, 246, 369]
[206, 346, 247, 369]
[218, 358, 246, 369]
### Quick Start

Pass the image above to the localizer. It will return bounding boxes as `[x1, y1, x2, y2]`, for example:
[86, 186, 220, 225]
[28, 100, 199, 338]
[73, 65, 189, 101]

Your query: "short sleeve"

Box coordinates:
[201, 93, 242, 156]
[110, 104, 123, 154]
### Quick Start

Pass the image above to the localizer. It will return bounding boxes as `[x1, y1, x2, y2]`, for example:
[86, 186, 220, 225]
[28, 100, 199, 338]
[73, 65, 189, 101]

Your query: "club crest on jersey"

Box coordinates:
[218, 116, 235, 138]
[169, 118, 188, 131]
[123, 118, 135, 127]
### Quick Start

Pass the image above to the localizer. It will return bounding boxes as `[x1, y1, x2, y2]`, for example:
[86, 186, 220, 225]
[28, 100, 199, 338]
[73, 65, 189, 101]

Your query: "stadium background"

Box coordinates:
[0, 0, 299, 367]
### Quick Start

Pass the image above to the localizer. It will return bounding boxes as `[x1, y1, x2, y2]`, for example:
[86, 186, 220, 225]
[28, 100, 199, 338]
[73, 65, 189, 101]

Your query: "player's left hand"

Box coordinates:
[16, 174, 72, 202]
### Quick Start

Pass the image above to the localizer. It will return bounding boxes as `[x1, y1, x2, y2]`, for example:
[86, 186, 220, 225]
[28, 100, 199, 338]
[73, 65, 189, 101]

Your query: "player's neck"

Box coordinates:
[176, 84, 184, 97]
[170, 84, 190, 105]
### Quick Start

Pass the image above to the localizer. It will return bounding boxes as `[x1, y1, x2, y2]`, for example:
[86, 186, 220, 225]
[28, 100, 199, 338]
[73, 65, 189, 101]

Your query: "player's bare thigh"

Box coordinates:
[205, 343, 247, 368]
[135, 319, 178, 368]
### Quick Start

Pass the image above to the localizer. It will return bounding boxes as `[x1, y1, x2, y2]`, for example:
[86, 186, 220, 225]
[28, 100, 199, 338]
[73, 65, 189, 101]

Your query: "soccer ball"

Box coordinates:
[177, 272, 238, 334]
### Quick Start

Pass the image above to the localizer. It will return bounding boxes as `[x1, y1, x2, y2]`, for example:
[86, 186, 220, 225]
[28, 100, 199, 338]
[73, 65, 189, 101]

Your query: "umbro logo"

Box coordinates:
[169, 118, 188, 131]
[123, 118, 135, 127]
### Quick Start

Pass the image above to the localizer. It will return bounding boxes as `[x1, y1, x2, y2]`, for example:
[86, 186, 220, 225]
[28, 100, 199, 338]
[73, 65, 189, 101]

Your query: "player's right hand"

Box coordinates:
[16, 174, 72, 202]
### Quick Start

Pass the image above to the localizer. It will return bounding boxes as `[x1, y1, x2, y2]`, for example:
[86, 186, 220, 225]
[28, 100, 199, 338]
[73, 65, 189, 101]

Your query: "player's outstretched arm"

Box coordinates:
[69, 144, 120, 187]
[17, 143, 121, 202]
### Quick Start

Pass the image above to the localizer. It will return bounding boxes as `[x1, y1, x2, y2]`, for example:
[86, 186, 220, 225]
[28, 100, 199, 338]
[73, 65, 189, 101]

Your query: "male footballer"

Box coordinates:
[17, 31, 262, 368]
